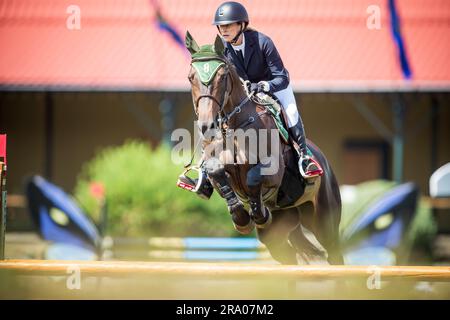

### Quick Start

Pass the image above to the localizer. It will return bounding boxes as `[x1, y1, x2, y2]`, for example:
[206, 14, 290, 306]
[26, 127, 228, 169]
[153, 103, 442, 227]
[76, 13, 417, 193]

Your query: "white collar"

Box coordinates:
[231, 34, 245, 55]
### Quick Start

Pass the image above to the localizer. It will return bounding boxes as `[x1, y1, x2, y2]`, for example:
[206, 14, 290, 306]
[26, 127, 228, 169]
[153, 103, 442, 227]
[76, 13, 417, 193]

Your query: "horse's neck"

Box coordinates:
[228, 75, 245, 104]
[224, 77, 255, 129]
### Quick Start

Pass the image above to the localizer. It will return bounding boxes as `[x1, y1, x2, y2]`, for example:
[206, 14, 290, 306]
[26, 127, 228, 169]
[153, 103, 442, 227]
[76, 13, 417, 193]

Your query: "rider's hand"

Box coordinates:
[249, 81, 271, 94]
[249, 82, 259, 93]
[257, 81, 271, 93]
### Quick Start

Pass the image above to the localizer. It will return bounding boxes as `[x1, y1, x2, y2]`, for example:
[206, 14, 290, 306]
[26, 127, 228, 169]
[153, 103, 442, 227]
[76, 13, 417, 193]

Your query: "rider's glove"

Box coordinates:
[249, 81, 271, 94]
[249, 82, 259, 93]
[257, 81, 271, 93]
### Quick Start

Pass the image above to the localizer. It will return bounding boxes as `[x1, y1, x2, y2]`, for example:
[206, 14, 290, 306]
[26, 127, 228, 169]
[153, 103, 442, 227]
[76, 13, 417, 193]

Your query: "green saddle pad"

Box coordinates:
[256, 94, 289, 143]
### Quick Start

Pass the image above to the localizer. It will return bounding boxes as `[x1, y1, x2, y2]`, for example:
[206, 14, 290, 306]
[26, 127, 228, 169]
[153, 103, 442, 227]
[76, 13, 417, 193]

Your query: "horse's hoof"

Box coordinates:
[255, 208, 272, 229]
[230, 206, 254, 234]
[233, 219, 255, 235]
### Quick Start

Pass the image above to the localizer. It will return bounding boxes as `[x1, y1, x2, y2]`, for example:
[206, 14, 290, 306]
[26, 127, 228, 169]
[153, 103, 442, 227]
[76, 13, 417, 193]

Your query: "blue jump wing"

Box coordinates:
[26, 175, 101, 253]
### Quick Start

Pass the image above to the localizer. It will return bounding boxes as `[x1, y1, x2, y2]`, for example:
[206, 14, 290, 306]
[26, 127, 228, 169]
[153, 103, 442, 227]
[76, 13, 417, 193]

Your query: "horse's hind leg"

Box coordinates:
[287, 204, 329, 264]
[289, 222, 329, 264]
[204, 158, 254, 234]
[257, 208, 299, 265]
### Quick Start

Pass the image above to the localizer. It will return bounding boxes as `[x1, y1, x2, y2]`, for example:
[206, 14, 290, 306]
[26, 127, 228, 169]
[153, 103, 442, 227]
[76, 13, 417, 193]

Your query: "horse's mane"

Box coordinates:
[217, 54, 243, 88]
[224, 57, 239, 79]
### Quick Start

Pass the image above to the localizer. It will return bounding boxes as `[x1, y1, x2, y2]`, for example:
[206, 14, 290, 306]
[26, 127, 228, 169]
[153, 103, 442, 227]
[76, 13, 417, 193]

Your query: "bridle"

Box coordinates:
[183, 53, 266, 172]
[191, 56, 232, 118]
[190, 56, 251, 135]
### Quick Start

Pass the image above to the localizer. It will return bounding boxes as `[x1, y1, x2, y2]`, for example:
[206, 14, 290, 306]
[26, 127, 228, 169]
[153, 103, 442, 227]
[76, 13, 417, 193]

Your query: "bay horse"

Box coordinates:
[185, 32, 343, 265]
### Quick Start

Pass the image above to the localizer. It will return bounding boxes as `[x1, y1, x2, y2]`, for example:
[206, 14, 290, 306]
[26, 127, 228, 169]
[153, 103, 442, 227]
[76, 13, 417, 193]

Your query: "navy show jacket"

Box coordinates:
[222, 29, 290, 93]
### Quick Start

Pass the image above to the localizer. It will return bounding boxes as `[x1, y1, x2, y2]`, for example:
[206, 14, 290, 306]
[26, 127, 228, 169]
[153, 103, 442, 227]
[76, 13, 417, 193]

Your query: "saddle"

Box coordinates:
[252, 92, 290, 144]
[248, 91, 323, 209]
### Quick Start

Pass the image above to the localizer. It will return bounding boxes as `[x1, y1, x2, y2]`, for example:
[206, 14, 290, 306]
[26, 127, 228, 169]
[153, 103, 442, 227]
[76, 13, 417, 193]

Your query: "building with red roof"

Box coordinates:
[1, 0, 449, 91]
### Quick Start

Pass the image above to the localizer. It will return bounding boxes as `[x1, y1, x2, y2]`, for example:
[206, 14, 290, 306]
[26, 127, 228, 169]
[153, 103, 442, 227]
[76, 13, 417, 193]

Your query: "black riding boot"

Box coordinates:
[288, 118, 319, 178]
[288, 118, 308, 156]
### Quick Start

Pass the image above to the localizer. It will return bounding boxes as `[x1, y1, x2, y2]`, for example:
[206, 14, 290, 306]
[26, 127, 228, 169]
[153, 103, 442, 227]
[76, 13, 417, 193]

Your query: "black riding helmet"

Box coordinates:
[212, 2, 249, 44]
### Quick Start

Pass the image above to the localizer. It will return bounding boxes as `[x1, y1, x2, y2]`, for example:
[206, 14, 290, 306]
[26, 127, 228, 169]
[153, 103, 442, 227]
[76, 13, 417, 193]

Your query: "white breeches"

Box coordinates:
[273, 84, 299, 128]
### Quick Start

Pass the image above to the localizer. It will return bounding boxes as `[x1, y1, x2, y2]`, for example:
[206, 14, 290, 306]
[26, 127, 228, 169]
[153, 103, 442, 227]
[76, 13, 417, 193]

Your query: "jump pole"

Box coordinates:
[1, 260, 450, 282]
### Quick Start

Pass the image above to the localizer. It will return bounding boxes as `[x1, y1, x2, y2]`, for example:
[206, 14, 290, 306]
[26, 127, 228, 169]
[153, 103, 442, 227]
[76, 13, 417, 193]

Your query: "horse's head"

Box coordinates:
[185, 31, 233, 141]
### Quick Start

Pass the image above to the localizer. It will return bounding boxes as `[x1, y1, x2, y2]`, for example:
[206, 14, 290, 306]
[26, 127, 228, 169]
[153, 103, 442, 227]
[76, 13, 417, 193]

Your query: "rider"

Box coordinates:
[213, 1, 319, 178]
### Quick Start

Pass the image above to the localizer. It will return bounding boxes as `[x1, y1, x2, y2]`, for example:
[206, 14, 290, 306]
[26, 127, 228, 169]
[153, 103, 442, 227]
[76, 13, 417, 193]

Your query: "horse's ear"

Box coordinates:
[185, 31, 200, 55]
[214, 35, 225, 55]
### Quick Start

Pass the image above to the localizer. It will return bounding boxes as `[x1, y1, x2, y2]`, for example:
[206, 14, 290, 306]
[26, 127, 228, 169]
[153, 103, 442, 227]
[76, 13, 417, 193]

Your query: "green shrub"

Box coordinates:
[73, 140, 237, 237]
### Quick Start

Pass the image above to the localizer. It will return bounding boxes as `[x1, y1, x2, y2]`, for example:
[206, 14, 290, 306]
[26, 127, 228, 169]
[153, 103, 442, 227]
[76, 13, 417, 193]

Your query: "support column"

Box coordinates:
[431, 94, 439, 174]
[44, 92, 54, 180]
[392, 94, 405, 183]
[159, 93, 175, 147]
[0, 134, 7, 259]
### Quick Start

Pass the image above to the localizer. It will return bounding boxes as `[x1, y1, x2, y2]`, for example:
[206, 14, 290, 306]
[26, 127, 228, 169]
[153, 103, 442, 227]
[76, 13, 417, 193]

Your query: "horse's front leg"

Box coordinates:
[204, 157, 254, 234]
[247, 163, 272, 228]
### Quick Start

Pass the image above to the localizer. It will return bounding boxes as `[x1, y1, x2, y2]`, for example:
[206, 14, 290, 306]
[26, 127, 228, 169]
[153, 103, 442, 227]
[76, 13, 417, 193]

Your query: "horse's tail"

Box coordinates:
[306, 139, 344, 264]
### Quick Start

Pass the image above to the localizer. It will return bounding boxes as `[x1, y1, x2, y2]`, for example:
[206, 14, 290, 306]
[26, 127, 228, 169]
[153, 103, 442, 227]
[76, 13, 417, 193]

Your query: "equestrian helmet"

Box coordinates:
[212, 1, 249, 26]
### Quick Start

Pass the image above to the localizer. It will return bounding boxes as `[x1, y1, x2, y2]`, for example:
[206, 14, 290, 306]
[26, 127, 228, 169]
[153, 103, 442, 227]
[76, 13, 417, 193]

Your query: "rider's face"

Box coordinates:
[218, 23, 241, 43]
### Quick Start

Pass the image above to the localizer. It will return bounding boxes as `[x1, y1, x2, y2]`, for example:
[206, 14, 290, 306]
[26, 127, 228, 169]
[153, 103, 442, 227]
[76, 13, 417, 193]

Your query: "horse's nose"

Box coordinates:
[201, 124, 208, 135]
[200, 122, 214, 135]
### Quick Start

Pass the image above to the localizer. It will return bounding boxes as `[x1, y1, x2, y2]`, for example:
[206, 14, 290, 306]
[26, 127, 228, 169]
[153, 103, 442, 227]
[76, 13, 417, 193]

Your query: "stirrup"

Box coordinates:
[299, 155, 323, 179]
[177, 165, 213, 200]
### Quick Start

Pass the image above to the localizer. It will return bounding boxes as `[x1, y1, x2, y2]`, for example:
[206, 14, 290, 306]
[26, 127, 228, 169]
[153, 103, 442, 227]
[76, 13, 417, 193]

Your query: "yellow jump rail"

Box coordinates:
[1, 259, 450, 282]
